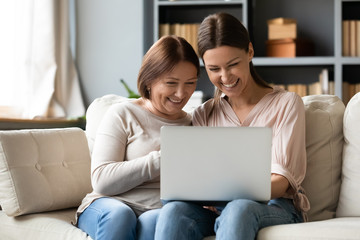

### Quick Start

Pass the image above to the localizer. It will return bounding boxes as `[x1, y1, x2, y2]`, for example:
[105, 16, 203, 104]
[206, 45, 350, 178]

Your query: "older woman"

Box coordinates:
[76, 35, 200, 240]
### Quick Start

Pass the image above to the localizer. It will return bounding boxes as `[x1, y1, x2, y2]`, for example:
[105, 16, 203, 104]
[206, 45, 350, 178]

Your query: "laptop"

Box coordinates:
[160, 126, 272, 203]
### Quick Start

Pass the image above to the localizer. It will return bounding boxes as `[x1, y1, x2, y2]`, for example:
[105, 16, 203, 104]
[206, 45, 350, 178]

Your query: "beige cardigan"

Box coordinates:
[76, 100, 192, 220]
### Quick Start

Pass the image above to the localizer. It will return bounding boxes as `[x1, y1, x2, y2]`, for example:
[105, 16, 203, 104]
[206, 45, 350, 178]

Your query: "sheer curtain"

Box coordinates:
[0, 0, 84, 119]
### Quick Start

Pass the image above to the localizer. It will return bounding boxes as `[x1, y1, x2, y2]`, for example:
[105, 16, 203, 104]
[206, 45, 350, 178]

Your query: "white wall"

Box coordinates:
[75, 0, 147, 106]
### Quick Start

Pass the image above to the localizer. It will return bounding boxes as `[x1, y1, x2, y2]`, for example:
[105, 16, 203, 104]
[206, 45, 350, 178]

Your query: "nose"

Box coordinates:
[174, 85, 186, 98]
[220, 69, 230, 82]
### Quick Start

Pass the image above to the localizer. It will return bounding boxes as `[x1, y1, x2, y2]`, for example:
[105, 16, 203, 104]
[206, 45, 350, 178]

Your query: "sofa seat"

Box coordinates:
[257, 217, 360, 240]
[202, 217, 360, 240]
[0, 208, 90, 240]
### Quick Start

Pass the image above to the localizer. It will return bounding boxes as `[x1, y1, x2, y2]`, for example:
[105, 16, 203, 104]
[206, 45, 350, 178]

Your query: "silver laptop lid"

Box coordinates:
[160, 126, 272, 202]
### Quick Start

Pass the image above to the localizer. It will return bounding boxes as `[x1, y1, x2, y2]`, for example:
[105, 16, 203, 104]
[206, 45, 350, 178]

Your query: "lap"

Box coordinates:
[78, 198, 137, 240]
[217, 198, 303, 227]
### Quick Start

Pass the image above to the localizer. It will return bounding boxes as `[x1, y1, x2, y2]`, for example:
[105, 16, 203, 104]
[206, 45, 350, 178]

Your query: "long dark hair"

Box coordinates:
[138, 35, 200, 99]
[198, 12, 270, 103]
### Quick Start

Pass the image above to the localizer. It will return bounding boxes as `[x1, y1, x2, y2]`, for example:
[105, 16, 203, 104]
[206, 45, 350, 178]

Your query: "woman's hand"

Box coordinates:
[203, 206, 220, 215]
[271, 174, 291, 199]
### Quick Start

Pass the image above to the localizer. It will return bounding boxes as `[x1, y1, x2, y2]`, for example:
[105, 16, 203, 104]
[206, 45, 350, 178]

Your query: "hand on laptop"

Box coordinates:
[203, 206, 220, 215]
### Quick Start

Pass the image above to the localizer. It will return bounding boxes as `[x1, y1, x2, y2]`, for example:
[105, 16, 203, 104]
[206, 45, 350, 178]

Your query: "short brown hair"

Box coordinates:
[137, 35, 200, 99]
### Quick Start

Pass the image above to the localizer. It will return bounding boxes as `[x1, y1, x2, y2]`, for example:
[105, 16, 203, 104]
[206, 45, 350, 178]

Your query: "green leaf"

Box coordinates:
[120, 79, 141, 98]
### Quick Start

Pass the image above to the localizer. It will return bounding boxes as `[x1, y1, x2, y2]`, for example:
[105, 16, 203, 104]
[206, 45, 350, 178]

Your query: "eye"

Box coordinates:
[228, 62, 239, 67]
[166, 81, 177, 85]
[186, 81, 197, 85]
[208, 67, 220, 72]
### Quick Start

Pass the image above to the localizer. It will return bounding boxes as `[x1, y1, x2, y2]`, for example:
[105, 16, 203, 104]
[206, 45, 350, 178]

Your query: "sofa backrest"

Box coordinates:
[85, 94, 348, 222]
[85, 94, 130, 153]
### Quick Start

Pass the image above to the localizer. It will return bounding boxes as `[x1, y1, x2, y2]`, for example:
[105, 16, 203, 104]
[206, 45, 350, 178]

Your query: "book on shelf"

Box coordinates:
[286, 84, 297, 95]
[159, 23, 200, 55]
[159, 24, 171, 36]
[278, 84, 306, 97]
[342, 20, 360, 57]
[329, 81, 335, 96]
[342, 82, 351, 105]
[342, 82, 360, 105]
[357, 21, 360, 57]
[307, 81, 322, 95]
[343, 20, 350, 56]
[271, 68, 334, 97]
[350, 20, 357, 57]
[171, 23, 182, 37]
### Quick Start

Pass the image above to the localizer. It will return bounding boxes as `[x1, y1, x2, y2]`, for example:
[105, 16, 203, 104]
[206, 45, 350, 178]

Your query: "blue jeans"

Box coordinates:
[78, 197, 160, 240]
[154, 198, 303, 240]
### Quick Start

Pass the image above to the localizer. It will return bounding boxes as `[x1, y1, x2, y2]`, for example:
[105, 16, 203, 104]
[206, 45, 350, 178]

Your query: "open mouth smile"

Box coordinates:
[168, 98, 182, 104]
[222, 78, 239, 88]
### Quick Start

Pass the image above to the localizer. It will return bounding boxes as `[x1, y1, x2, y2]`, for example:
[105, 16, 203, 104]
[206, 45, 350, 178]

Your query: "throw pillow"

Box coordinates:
[0, 128, 92, 216]
[302, 95, 345, 221]
[336, 92, 360, 217]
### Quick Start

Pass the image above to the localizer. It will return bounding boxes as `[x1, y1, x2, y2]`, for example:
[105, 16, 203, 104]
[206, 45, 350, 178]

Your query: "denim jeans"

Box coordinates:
[78, 197, 160, 240]
[154, 198, 303, 240]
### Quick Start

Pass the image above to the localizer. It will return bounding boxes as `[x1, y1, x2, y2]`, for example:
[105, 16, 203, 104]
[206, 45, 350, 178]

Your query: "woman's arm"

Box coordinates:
[271, 173, 291, 199]
[90, 104, 161, 196]
[271, 93, 307, 201]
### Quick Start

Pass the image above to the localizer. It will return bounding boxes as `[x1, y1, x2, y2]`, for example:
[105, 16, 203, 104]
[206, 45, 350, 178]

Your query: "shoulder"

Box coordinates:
[102, 100, 149, 126]
[107, 100, 144, 115]
[271, 87, 304, 109]
[194, 98, 214, 114]
[192, 99, 215, 125]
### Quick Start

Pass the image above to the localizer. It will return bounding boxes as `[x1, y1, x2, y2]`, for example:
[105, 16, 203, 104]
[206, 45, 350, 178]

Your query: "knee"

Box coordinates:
[223, 199, 259, 219]
[137, 209, 160, 240]
[156, 202, 202, 239]
[160, 201, 190, 218]
[157, 201, 197, 230]
[102, 201, 137, 226]
[138, 209, 160, 224]
[138, 209, 160, 230]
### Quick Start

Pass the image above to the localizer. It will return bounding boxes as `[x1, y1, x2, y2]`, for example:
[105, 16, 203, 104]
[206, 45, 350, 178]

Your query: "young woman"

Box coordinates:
[76, 35, 200, 240]
[155, 12, 310, 240]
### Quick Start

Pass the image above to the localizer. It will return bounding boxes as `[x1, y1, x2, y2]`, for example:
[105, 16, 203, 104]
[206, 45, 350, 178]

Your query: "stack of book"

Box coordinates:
[342, 20, 360, 57]
[159, 23, 200, 55]
[270, 69, 335, 97]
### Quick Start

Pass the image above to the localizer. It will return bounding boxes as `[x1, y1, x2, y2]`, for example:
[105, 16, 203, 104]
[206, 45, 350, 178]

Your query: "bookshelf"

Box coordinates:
[152, 0, 360, 102]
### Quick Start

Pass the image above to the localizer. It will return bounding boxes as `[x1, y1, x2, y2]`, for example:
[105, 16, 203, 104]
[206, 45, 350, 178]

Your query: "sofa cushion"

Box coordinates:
[0, 208, 91, 239]
[85, 94, 129, 153]
[301, 95, 345, 221]
[336, 92, 360, 217]
[0, 128, 92, 217]
[257, 217, 360, 240]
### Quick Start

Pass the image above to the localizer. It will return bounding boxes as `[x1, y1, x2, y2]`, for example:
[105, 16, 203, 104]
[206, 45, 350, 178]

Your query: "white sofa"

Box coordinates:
[1, 93, 360, 240]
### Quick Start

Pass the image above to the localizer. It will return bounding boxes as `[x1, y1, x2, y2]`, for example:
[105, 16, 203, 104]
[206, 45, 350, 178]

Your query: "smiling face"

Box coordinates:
[203, 45, 254, 99]
[147, 61, 198, 120]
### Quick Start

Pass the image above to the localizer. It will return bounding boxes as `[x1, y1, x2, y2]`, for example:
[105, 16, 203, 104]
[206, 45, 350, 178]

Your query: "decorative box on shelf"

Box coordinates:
[267, 18, 297, 40]
[266, 38, 314, 58]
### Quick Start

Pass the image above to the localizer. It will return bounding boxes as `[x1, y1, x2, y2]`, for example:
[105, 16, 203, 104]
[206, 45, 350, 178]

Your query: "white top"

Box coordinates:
[192, 87, 310, 216]
[76, 100, 192, 219]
